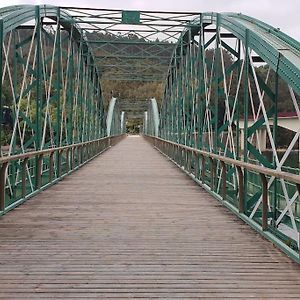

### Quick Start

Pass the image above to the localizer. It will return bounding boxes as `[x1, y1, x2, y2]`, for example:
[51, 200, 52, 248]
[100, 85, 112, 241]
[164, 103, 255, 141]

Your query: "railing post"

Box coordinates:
[36, 154, 43, 189]
[220, 161, 226, 201]
[172, 143, 175, 160]
[90, 142, 94, 157]
[0, 162, 8, 211]
[187, 150, 191, 172]
[97, 140, 100, 154]
[80, 145, 84, 164]
[77, 145, 81, 166]
[66, 148, 70, 173]
[71, 147, 75, 170]
[236, 166, 244, 213]
[86, 143, 89, 159]
[94, 141, 97, 154]
[57, 150, 62, 178]
[91, 142, 94, 156]
[178, 146, 182, 165]
[260, 173, 268, 231]
[201, 154, 205, 183]
[22, 158, 29, 198]
[49, 152, 54, 182]
[209, 158, 216, 191]
[194, 151, 199, 179]
[100, 140, 103, 152]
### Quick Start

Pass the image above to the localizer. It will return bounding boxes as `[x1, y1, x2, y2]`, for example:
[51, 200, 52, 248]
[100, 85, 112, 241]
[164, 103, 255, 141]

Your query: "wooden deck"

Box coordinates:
[1, 135, 300, 299]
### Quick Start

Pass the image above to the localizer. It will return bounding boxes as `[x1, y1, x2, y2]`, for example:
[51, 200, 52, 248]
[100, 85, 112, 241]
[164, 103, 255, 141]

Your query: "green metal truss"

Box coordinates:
[0, 5, 124, 213]
[59, 7, 200, 82]
[145, 13, 300, 262]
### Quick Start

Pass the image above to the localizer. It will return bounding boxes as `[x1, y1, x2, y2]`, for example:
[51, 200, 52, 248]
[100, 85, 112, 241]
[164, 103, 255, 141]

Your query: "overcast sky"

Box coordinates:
[0, 0, 299, 41]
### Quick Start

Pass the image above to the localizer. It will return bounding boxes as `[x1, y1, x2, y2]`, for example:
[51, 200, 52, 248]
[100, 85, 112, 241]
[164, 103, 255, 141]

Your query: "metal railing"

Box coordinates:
[144, 135, 300, 263]
[0, 134, 126, 215]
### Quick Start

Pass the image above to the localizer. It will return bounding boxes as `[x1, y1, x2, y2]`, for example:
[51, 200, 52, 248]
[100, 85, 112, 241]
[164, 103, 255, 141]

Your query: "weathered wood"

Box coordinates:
[0, 136, 300, 298]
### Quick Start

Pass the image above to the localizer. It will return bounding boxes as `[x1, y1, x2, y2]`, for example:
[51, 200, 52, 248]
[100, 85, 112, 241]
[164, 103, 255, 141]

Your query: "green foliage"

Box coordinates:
[126, 118, 142, 134]
[101, 80, 164, 108]
[0, 126, 11, 146]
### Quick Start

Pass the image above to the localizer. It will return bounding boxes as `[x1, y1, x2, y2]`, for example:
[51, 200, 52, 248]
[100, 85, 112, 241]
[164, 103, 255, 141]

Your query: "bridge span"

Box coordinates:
[0, 136, 300, 298]
[1, 4, 300, 298]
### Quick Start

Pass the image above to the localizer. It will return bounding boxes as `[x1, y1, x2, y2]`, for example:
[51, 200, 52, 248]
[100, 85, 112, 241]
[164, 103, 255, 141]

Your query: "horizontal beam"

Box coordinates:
[61, 6, 201, 15]
[86, 40, 175, 46]
[101, 77, 164, 82]
[95, 55, 171, 60]
[74, 20, 192, 28]
[0, 137, 110, 164]
[82, 28, 182, 34]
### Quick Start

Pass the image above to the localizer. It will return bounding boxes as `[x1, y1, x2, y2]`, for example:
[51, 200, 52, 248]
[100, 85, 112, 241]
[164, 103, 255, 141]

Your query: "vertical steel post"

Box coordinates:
[237, 166, 244, 213]
[236, 39, 241, 160]
[35, 6, 42, 190]
[214, 14, 221, 154]
[220, 161, 226, 201]
[0, 162, 8, 211]
[56, 7, 62, 148]
[243, 29, 250, 214]
[272, 54, 280, 226]
[260, 173, 268, 231]
[201, 154, 205, 183]
[209, 157, 216, 191]
[35, 6, 42, 150]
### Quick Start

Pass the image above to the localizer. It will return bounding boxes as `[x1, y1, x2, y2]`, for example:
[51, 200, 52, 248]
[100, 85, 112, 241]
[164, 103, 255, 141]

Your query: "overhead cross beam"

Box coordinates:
[60, 7, 200, 82]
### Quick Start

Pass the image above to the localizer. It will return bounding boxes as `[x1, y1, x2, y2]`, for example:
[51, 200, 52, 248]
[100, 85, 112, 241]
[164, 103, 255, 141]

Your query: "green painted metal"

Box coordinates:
[59, 7, 200, 82]
[122, 11, 141, 25]
[0, 5, 125, 214]
[145, 12, 300, 262]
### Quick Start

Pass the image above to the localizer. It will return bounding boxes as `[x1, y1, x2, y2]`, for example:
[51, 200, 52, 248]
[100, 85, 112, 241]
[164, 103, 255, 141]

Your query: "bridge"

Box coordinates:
[0, 5, 300, 298]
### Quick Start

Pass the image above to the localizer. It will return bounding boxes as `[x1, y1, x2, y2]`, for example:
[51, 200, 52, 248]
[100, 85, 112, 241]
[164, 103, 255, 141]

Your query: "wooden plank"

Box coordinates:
[0, 136, 300, 298]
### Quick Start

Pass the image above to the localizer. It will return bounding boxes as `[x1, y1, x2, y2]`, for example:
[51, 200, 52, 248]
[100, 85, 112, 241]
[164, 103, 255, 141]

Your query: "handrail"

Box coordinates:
[0, 137, 110, 164]
[152, 136, 300, 186]
[144, 134, 300, 264]
[0, 134, 126, 215]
